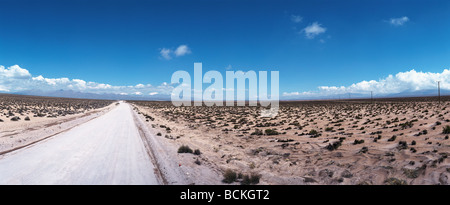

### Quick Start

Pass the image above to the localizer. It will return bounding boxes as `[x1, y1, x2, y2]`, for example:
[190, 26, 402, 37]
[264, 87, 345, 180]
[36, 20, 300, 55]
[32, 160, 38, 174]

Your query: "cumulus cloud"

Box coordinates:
[303, 22, 326, 39]
[32, 75, 70, 86]
[160, 44, 191, 60]
[291, 15, 303, 23]
[282, 91, 315, 97]
[283, 69, 450, 98]
[160, 48, 172, 60]
[389, 16, 409, 26]
[174, 45, 191, 57]
[0, 65, 174, 96]
[0, 65, 31, 79]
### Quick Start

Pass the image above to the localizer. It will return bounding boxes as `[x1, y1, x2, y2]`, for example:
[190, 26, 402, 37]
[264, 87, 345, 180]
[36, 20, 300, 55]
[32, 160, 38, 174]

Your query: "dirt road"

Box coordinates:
[0, 102, 159, 185]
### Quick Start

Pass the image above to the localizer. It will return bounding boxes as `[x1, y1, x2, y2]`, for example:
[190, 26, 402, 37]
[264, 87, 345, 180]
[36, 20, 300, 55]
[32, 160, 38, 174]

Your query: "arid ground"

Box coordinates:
[131, 96, 450, 185]
[0, 94, 114, 154]
[1, 94, 450, 185]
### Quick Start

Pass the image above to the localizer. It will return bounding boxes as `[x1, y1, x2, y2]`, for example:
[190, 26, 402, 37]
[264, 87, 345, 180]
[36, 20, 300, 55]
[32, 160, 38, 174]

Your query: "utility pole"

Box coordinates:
[371, 91, 373, 103]
[438, 81, 441, 106]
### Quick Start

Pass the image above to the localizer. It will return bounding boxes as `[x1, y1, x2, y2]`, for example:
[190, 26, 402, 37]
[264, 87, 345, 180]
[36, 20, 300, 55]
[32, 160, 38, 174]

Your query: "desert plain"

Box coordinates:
[1, 93, 450, 185]
[131, 96, 450, 185]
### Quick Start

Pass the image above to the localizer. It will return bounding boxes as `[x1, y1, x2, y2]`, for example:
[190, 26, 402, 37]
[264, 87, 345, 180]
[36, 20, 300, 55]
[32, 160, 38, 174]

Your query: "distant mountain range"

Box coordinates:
[385, 89, 449, 98]
[5, 88, 450, 101]
[12, 89, 171, 101]
[282, 89, 450, 100]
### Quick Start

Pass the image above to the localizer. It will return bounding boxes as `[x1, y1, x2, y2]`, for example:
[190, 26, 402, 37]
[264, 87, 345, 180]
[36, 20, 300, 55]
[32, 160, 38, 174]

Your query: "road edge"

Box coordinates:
[130, 104, 191, 185]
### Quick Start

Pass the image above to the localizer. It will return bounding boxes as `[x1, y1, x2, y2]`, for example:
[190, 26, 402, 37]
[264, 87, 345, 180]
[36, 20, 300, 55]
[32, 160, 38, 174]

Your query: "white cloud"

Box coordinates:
[0, 65, 31, 79]
[284, 69, 450, 98]
[291, 15, 303, 23]
[149, 92, 158, 95]
[72, 79, 87, 90]
[158, 82, 169, 87]
[282, 91, 315, 97]
[0, 65, 174, 96]
[174, 45, 191, 57]
[160, 45, 191, 60]
[32, 75, 71, 87]
[91, 83, 112, 89]
[389, 16, 409, 26]
[303, 22, 326, 39]
[31, 75, 44, 81]
[160, 48, 172, 60]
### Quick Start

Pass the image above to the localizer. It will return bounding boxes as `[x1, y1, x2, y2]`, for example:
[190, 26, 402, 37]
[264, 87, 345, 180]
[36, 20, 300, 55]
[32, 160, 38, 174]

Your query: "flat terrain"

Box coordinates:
[0, 94, 114, 153]
[0, 102, 158, 185]
[2, 94, 450, 185]
[131, 97, 450, 185]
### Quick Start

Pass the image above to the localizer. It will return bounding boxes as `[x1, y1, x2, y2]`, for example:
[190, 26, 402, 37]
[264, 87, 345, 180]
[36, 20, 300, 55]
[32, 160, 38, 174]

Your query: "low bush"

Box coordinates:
[265, 129, 279, 135]
[10, 116, 20, 121]
[388, 135, 397, 142]
[251, 129, 263, 135]
[178, 145, 193, 153]
[326, 141, 342, 151]
[222, 169, 237, 184]
[443, 125, 450, 134]
[398, 141, 408, 150]
[241, 173, 261, 185]
[353, 139, 364, 145]
[309, 129, 318, 135]
[385, 178, 407, 185]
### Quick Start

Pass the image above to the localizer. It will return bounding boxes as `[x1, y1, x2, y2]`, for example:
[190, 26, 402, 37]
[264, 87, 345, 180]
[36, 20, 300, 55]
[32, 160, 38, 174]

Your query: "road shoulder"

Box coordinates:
[131, 104, 223, 185]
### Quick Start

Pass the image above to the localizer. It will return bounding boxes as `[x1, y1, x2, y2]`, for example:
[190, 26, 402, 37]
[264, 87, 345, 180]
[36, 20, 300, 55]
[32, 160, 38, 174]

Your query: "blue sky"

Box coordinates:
[1, 0, 449, 98]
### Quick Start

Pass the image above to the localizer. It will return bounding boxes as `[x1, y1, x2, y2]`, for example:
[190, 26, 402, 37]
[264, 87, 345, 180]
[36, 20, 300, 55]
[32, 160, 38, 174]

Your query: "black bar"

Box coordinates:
[0, 185, 448, 204]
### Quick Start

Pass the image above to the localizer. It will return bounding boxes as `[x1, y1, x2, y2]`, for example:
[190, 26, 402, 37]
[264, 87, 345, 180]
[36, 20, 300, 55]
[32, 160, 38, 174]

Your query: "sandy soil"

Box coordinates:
[132, 105, 223, 185]
[0, 103, 115, 154]
[2, 94, 449, 185]
[0, 102, 159, 185]
[130, 98, 450, 185]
